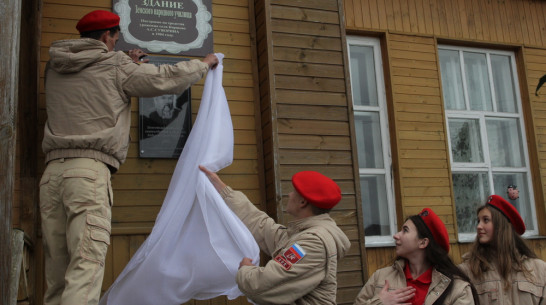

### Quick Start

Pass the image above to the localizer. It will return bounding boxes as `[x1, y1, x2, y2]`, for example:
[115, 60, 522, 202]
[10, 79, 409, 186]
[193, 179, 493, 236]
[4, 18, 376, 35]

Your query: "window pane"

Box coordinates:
[349, 45, 378, 106]
[491, 55, 517, 113]
[453, 172, 490, 233]
[464, 52, 493, 111]
[449, 119, 484, 163]
[439, 50, 465, 110]
[493, 173, 533, 231]
[360, 175, 390, 236]
[354, 113, 384, 168]
[486, 118, 525, 167]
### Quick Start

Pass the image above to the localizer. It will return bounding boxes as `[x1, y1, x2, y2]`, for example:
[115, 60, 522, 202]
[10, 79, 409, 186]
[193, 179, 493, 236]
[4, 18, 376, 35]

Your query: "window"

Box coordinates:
[347, 36, 396, 246]
[439, 45, 537, 241]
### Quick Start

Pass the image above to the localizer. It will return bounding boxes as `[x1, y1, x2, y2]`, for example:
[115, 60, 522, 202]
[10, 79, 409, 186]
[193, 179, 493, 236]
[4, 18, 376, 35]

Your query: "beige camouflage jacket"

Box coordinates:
[459, 253, 546, 305]
[43, 38, 208, 170]
[354, 259, 475, 305]
[220, 186, 351, 305]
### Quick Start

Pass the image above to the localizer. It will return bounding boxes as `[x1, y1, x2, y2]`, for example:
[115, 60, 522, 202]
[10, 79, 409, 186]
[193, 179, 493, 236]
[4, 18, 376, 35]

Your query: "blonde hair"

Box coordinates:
[466, 205, 537, 289]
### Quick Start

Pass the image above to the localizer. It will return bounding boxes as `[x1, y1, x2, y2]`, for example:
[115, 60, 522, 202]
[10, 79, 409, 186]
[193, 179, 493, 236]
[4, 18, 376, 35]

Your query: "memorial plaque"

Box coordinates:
[113, 0, 213, 56]
[139, 56, 192, 158]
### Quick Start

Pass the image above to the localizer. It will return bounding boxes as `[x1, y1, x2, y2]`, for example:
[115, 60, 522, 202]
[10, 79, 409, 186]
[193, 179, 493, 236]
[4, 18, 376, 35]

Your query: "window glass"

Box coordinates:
[486, 118, 525, 167]
[453, 172, 490, 233]
[492, 172, 533, 230]
[349, 45, 378, 107]
[354, 113, 384, 169]
[464, 52, 493, 111]
[360, 175, 389, 236]
[439, 50, 465, 110]
[491, 55, 518, 113]
[449, 119, 483, 163]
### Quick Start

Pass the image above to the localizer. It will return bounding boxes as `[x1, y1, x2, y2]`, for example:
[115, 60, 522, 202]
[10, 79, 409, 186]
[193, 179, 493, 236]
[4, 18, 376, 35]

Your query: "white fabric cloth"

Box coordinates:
[100, 53, 260, 305]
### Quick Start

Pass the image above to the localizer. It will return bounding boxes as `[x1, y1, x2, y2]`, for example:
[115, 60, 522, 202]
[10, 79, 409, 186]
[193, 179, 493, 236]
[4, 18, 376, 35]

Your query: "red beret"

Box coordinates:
[292, 171, 341, 209]
[487, 195, 526, 235]
[418, 208, 450, 253]
[76, 10, 120, 34]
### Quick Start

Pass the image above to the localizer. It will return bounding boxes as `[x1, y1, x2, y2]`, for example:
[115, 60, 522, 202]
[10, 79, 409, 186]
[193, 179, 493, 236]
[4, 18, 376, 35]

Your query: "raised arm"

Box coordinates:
[199, 165, 286, 255]
[121, 54, 218, 97]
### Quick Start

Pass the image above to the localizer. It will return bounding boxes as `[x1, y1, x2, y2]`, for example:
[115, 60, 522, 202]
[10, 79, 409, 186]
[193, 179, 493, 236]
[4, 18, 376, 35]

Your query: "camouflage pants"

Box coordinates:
[40, 158, 113, 305]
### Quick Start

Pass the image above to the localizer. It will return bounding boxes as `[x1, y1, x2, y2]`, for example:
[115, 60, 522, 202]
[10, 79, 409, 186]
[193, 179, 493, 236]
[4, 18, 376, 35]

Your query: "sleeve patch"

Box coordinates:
[283, 243, 306, 264]
[274, 255, 292, 270]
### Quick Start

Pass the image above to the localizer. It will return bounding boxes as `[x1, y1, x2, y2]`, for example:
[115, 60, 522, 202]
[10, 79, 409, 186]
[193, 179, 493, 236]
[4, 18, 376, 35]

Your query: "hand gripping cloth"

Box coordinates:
[99, 53, 260, 305]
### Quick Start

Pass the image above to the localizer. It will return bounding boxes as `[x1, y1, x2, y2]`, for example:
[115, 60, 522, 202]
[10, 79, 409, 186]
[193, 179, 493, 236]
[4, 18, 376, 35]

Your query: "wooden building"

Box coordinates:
[2, 0, 546, 304]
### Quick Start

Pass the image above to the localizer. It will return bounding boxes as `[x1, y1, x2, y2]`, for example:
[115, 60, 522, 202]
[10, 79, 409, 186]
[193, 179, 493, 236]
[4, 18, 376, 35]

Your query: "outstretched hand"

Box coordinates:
[239, 257, 253, 269]
[203, 54, 219, 70]
[378, 280, 415, 305]
[199, 165, 227, 192]
[128, 49, 149, 63]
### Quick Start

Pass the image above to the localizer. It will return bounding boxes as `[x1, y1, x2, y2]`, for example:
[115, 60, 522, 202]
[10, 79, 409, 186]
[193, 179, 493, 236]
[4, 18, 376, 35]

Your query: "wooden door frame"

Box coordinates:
[0, 0, 22, 303]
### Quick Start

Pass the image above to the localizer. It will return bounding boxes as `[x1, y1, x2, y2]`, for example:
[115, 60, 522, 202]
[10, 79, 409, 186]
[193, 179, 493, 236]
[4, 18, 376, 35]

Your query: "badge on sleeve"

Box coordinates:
[274, 255, 292, 270]
[274, 243, 306, 271]
[283, 243, 306, 264]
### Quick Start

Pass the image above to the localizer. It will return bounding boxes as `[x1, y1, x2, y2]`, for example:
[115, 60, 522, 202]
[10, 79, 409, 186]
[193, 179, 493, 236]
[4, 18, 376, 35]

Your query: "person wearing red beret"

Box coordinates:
[354, 208, 479, 305]
[200, 166, 350, 304]
[39, 9, 219, 305]
[459, 195, 546, 305]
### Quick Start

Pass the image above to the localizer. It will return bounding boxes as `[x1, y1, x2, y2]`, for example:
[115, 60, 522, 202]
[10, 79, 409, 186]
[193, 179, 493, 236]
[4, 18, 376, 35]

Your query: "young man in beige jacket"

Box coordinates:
[39, 10, 218, 305]
[200, 166, 351, 304]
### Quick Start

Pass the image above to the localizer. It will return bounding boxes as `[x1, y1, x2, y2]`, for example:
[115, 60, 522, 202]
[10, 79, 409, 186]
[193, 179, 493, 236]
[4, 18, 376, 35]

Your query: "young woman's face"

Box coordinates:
[477, 208, 494, 244]
[393, 219, 423, 258]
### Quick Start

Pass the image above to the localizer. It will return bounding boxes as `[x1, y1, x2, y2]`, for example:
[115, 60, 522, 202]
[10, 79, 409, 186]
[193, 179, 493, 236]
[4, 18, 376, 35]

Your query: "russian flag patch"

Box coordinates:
[283, 243, 306, 264]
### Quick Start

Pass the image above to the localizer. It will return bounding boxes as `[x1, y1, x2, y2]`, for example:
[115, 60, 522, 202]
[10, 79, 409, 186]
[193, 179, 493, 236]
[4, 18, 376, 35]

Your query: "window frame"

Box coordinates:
[347, 36, 397, 247]
[439, 45, 538, 241]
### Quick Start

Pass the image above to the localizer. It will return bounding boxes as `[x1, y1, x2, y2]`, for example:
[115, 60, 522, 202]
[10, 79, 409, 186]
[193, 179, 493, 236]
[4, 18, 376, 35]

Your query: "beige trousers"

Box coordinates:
[39, 158, 113, 305]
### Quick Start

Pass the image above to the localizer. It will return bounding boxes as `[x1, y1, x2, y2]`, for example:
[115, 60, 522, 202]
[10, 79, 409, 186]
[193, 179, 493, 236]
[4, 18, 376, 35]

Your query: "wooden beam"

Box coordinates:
[18, 0, 42, 303]
[0, 0, 22, 304]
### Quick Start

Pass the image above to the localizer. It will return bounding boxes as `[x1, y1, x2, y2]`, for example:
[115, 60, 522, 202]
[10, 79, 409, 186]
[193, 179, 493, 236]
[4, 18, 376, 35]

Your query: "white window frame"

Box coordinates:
[439, 45, 538, 241]
[347, 36, 397, 247]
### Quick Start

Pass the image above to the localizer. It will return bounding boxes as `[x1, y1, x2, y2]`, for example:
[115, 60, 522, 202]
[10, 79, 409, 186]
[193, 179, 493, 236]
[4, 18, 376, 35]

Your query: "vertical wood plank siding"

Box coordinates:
[524, 47, 546, 233]
[344, 0, 546, 277]
[345, 0, 546, 47]
[37, 0, 262, 304]
[255, 0, 364, 303]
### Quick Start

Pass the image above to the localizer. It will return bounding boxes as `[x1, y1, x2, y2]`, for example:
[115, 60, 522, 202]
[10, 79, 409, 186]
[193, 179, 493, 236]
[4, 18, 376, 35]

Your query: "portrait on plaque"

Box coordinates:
[113, 0, 213, 56]
[139, 56, 192, 158]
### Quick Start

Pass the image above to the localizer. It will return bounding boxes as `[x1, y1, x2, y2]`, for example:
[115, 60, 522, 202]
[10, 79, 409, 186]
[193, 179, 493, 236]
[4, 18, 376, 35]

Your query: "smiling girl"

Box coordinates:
[459, 195, 546, 304]
[354, 208, 478, 305]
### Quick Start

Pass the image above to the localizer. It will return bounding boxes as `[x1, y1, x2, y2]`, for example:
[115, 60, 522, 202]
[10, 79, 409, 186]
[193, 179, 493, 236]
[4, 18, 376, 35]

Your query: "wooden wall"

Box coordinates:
[343, 0, 546, 277]
[37, 0, 262, 304]
[344, 0, 546, 47]
[254, 0, 365, 303]
[524, 46, 546, 233]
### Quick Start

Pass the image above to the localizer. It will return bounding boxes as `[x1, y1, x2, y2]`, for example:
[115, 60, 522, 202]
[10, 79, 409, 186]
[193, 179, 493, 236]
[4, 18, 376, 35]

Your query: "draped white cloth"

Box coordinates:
[100, 53, 260, 305]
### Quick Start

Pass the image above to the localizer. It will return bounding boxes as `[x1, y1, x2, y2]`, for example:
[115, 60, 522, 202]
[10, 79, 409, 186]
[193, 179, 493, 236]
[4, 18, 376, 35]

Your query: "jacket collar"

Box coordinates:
[393, 259, 452, 299]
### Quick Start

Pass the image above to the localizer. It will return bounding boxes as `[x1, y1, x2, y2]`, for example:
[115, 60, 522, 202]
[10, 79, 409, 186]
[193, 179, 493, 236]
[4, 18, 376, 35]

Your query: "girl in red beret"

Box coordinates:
[459, 195, 546, 305]
[355, 208, 478, 305]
